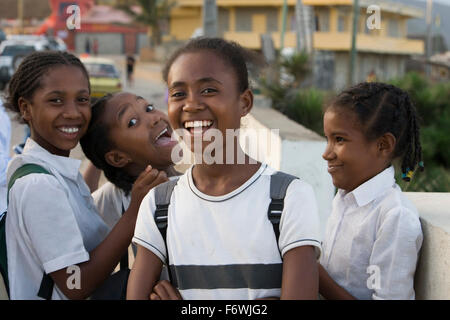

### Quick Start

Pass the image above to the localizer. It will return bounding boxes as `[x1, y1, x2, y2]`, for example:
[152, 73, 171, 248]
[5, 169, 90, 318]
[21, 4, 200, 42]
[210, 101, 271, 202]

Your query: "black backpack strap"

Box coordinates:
[120, 202, 129, 271]
[154, 178, 179, 282]
[268, 171, 299, 250]
[37, 273, 54, 300]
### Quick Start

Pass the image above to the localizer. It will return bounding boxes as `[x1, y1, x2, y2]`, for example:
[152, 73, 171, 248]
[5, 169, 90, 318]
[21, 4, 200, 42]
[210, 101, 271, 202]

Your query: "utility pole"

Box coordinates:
[349, 0, 360, 86]
[203, 0, 218, 37]
[280, 0, 288, 52]
[295, 0, 314, 54]
[426, 0, 433, 77]
[18, 0, 24, 34]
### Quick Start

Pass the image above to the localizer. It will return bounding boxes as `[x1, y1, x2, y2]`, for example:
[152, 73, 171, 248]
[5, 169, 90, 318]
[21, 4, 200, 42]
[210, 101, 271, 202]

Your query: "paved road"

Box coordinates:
[1, 55, 168, 176]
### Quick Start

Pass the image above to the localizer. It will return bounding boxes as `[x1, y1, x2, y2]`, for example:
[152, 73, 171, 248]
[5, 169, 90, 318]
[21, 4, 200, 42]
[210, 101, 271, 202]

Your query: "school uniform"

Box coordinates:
[320, 166, 423, 300]
[134, 163, 322, 300]
[0, 101, 11, 213]
[6, 138, 110, 300]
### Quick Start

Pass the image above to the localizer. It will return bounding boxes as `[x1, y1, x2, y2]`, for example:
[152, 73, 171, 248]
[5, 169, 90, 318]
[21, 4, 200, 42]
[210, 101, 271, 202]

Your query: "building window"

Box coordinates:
[388, 18, 400, 38]
[337, 8, 349, 32]
[315, 8, 330, 32]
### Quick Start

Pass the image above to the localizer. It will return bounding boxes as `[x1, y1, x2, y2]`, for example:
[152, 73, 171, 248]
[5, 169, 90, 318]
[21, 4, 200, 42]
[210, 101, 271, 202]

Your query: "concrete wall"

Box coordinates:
[241, 98, 335, 237]
[405, 192, 450, 300]
[75, 33, 124, 55]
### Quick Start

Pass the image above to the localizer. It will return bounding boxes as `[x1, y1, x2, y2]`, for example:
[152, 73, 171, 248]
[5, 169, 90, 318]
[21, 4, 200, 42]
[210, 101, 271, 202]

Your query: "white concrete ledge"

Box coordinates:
[405, 192, 450, 300]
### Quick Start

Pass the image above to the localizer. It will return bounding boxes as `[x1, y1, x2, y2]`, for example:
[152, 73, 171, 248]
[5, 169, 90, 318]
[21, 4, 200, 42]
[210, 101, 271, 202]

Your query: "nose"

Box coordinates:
[62, 101, 82, 119]
[322, 142, 336, 161]
[147, 111, 162, 128]
[182, 92, 205, 113]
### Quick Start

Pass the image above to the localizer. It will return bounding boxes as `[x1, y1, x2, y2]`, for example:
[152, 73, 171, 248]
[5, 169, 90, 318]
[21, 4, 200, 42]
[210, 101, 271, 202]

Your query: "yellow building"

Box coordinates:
[165, 0, 425, 90]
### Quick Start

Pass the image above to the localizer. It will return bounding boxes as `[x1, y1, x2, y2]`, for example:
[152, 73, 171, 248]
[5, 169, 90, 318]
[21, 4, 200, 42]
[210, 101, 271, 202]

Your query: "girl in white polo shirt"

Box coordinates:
[320, 82, 424, 300]
[3, 51, 167, 299]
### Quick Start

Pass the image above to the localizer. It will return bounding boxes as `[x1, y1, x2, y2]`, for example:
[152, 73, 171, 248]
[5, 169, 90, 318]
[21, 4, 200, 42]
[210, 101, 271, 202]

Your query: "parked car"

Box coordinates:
[80, 57, 122, 98]
[0, 37, 51, 90]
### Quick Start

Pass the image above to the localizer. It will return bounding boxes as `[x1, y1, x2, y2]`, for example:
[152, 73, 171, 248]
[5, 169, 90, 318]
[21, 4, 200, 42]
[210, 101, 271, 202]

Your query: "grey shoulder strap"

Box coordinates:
[268, 171, 299, 245]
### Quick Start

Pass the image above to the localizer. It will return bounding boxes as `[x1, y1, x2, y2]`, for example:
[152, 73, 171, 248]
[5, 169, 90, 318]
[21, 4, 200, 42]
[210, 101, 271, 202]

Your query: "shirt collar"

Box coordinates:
[337, 166, 395, 208]
[22, 138, 81, 181]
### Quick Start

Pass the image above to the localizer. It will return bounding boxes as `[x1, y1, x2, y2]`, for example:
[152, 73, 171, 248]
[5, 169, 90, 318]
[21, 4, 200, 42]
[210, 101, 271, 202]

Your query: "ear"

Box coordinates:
[377, 133, 396, 158]
[238, 89, 253, 118]
[104, 150, 132, 168]
[18, 97, 32, 122]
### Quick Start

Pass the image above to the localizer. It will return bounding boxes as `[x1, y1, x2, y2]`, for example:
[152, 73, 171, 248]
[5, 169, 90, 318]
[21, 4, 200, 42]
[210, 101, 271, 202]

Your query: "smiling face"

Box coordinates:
[20, 65, 91, 157]
[322, 107, 388, 192]
[166, 50, 253, 155]
[104, 92, 176, 172]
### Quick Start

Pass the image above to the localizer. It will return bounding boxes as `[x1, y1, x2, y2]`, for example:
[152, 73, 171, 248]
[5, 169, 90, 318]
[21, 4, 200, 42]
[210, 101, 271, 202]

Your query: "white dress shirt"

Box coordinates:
[0, 100, 11, 213]
[6, 138, 110, 299]
[320, 166, 423, 300]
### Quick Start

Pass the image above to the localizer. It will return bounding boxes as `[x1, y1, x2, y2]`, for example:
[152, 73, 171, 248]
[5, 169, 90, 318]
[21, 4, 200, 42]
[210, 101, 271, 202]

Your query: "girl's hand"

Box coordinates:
[129, 166, 168, 213]
[149, 280, 182, 300]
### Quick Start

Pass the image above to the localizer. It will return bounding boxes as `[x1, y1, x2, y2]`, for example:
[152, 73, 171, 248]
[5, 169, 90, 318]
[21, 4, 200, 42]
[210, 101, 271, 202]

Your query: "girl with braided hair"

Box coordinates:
[80, 92, 179, 231]
[319, 82, 424, 300]
[4, 51, 166, 299]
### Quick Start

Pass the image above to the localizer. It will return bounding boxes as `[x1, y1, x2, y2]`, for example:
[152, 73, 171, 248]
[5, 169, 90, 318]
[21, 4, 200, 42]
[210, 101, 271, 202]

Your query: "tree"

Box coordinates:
[116, 0, 176, 47]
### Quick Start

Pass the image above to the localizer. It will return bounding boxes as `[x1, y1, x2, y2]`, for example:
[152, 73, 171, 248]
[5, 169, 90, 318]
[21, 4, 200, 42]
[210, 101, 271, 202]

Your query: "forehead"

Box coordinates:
[324, 107, 365, 134]
[167, 50, 236, 84]
[39, 65, 89, 92]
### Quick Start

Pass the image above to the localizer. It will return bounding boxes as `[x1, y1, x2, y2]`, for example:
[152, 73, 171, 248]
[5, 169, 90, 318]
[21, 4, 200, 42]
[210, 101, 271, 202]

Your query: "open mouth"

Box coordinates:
[154, 126, 176, 147]
[183, 120, 214, 135]
[57, 126, 81, 138]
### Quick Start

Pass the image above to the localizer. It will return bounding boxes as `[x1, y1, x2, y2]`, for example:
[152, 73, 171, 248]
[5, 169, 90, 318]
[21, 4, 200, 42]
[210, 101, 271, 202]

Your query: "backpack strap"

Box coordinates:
[268, 171, 299, 249]
[5, 164, 54, 300]
[119, 202, 129, 271]
[154, 178, 179, 282]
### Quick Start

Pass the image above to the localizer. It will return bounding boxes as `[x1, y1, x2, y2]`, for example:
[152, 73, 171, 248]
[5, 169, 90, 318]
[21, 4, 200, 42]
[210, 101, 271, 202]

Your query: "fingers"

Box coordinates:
[136, 166, 169, 188]
[151, 280, 182, 300]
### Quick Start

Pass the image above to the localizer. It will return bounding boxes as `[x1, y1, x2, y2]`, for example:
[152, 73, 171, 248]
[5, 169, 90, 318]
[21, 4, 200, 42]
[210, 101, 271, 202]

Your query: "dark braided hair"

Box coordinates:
[80, 94, 135, 195]
[328, 82, 423, 181]
[163, 37, 262, 94]
[4, 50, 90, 124]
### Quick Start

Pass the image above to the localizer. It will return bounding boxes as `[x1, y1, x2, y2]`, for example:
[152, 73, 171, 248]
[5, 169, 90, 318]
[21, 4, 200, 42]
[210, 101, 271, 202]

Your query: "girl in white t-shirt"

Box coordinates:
[80, 92, 179, 230]
[3, 51, 167, 299]
[319, 82, 424, 299]
[127, 38, 322, 300]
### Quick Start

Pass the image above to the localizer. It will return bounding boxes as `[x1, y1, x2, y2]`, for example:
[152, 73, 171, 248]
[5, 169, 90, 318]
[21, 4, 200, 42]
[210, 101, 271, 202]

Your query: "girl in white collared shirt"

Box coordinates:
[320, 82, 424, 300]
[3, 51, 166, 299]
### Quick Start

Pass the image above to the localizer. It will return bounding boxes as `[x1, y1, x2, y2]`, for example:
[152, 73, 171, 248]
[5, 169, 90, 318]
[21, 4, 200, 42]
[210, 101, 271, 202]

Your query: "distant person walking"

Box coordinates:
[85, 38, 91, 54]
[126, 54, 136, 87]
[93, 38, 99, 56]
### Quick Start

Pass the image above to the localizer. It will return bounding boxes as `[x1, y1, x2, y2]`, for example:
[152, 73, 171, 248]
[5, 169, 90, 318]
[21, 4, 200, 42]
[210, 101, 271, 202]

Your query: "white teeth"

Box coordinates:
[184, 120, 213, 129]
[155, 128, 168, 141]
[59, 127, 79, 134]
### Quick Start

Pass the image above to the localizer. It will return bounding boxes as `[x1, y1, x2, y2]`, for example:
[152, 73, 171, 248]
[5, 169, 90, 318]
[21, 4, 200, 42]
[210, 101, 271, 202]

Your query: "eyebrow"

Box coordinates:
[45, 89, 89, 96]
[117, 103, 132, 122]
[169, 77, 222, 89]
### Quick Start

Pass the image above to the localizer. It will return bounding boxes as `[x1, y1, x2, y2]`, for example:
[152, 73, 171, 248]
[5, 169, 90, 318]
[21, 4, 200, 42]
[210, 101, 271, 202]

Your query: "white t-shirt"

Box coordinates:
[320, 166, 423, 300]
[92, 181, 130, 230]
[6, 138, 110, 300]
[133, 163, 322, 300]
